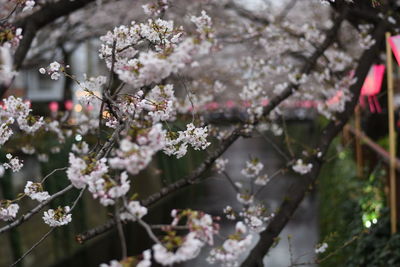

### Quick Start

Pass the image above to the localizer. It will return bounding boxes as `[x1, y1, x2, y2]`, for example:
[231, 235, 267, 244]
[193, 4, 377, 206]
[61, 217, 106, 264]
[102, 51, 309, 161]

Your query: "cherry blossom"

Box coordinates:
[315, 242, 328, 254]
[207, 222, 253, 267]
[0, 201, 19, 221]
[3, 153, 23, 172]
[120, 201, 148, 221]
[24, 181, 50, 202]
[153, 232, 204, 266]
[88, 172, 130, 206]
[292, 159, 313, 175]
[241, 158, 264, 178]
[215, 158, 229, 174]
[66, 153, 108, 189]
[43, 206, 72, 227]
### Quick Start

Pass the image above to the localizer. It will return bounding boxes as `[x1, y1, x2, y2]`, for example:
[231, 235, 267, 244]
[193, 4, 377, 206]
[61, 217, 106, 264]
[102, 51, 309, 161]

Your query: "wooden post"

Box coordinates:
[386, 32, 397, 234]
[354, 105, 363, 178]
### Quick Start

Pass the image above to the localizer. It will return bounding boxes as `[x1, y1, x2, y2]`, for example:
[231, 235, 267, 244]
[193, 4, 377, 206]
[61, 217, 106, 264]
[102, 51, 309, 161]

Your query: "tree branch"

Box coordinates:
[13, 0, 96, 69]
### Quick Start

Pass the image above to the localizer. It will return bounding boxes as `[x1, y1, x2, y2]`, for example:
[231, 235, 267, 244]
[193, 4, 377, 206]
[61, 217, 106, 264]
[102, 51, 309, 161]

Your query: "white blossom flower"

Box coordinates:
[254, 174, 269, 186]
[236, 193, 254, 205]
[109, 123, 166, 175]
[223, 205, 236, 220]
[153, 232, 204, 265]
[24, 181, 50, 202]
[66, 153, 108, 189]
[43, 206, 72, 227]
[292, 159, 313, 175]
[241, 159, 263, 178]
[3, 154, 23, 172]
[120, 201, 147, 221]
[215, 158, 228, 174]
[315, 242, 328, 254]
[0, 201, 19, 221]
[207, 222, 252, 267]
[99, 260, 122, 267]
[137, 250, 152, 267]
[71, 141, 90, 155]
[88, 172, 130, 206]
[22, 0, 35, 12]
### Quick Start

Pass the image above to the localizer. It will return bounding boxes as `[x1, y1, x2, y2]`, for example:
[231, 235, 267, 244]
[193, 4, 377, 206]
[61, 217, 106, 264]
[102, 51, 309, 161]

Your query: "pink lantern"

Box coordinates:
[64, 100, 73, 111]
[261, 98, 269, 106]
[204, 101, 219, 110]
[389, 35, 400, 66]
[360, 64, 385, 113]
[49, 101, 59, 113]
[225, 100, 236, 109]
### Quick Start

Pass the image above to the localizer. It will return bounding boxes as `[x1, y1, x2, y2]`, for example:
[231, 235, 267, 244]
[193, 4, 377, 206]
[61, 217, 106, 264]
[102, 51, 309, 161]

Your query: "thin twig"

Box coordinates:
[115, 203, 127, 259]
[10, 228, 54, 267]
[255, 129, 290, 161]
[10, 186, 85, 266]
[222, 171, 241, 193]
[41, 167, 68, 183]
[138, 219, 161, 244]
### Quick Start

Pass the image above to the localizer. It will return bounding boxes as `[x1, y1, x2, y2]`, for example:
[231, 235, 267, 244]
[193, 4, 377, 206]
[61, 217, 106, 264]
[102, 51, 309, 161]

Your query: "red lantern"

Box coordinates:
[64, 100, 73, 111]
[360, 64, 385, 113]
[49, 101, 59, 113]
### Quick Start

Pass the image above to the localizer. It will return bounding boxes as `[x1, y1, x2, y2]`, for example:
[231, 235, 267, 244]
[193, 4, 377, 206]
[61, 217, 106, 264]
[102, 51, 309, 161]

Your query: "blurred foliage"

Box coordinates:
[318, 136, 399, 267]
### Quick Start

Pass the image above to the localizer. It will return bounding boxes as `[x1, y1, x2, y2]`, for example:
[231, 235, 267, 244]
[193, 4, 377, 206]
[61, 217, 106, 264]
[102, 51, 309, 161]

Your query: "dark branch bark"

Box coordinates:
[239, 20, 388, 267]
[13, 0, 95, 69]
[0, 0, 95, 97]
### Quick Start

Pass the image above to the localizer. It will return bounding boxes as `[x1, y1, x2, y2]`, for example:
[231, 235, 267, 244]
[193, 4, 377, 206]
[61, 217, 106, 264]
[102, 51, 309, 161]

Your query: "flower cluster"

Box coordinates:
[109, 124, 166, 175]
[24, 181, 50, 202]
[0, 46, 16, 85]
[315, 242, 328, 254]
[88, 172, 130, 206]
[0, 96, 47, 148]
[100, 250, 151, 267]
[358, 24, 376, 49]
[292, 159, 313, 175]
[3, 153, 23, 172]
[241, 158, 264, 178]
[0, 24, 22, 49]
[77, 75, 107, 105]
[43, 206, 72, 227]
[120, 201, 148, 221]
[153, 232, 204, 265]
[66, 153, 108, 189]
[215, 158, 229, 174]
[0, 200, 19, 221]
[254, 174, 270, 186]
[164, 123, 210, 158]
[143, 84, 177, 122]
[171, 209, 219, 245]
[99, 12, 214, 89]
[39, 61, 67, 80]
[207, 222, 253, 267]
[71, 141, 89, 155]
[22, 0, 35, 12]
[142, 0, 169, 16]
[190, 10, 214, 39]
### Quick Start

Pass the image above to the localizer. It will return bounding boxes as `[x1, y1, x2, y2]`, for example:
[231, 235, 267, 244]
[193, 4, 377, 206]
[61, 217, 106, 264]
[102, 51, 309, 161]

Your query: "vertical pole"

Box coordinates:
[386, 32, 397, 234]
[355, 105, 363, 178]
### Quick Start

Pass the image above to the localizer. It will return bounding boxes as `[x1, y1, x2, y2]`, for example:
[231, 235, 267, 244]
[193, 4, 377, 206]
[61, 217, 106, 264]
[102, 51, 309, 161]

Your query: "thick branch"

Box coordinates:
[13, 0, 96, 69]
